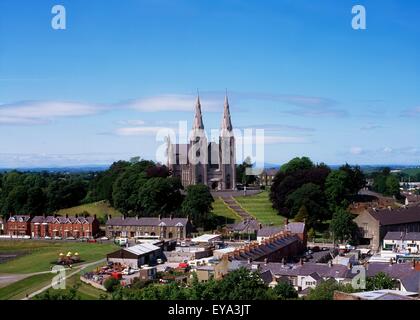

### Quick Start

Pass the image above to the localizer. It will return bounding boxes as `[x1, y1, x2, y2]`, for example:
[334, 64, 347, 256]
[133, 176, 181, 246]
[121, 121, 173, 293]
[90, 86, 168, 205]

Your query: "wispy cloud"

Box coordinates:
[239, 123, 315, 132]
[360, 123, 384, 131]
[350, 147, 364, 155]
[115, 126, 177, 137]
[121, 95, 221, 112]
[401, 106, 420, 117]
[0, 101, 103, 125]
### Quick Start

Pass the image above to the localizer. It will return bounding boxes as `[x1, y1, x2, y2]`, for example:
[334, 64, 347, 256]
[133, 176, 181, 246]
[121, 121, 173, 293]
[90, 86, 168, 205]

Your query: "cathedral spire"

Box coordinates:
[221, 91, 233, 132]
[193, 93, 204, 130]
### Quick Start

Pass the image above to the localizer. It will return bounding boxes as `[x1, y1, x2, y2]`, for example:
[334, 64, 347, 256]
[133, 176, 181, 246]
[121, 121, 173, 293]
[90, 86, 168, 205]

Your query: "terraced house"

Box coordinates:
[30, 215, 100, 239]
[6, 215, 31, 236]
[105, 215, 193, 240]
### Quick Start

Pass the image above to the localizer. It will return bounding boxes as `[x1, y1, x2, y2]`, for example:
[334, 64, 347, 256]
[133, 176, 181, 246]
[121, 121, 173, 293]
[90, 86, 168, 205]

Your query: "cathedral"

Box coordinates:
[167, 94, 236, 190]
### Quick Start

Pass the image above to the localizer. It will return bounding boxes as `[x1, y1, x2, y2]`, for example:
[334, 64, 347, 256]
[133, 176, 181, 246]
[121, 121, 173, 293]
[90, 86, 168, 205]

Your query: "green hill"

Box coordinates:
[57, 201, 122, 220]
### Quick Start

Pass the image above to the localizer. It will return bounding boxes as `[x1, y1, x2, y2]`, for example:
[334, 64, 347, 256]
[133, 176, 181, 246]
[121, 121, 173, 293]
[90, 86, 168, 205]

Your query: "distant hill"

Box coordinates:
[0, 165, 110, 173]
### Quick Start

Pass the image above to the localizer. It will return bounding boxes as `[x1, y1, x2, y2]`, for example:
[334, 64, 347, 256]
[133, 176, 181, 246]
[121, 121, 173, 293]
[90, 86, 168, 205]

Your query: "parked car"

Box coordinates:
[66, 237, 76, 240]
[54, 236, 62, 240]
[100, 236, 109, 241]
[44, 236, 52, 240]
[88, 239, 97, 243]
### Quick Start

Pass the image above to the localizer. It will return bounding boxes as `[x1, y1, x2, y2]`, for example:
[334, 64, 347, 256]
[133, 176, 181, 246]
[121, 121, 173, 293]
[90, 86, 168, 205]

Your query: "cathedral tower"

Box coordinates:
[219, 93, 236, 190]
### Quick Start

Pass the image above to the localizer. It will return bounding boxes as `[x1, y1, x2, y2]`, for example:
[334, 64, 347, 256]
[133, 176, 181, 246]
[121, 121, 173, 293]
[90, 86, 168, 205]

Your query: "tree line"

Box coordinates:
[269, 157, 366, 243]
[0, 158, 217, 229]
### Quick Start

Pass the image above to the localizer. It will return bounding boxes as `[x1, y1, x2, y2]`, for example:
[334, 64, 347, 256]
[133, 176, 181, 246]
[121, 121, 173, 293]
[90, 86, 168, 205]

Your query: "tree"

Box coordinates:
[294, 205, 309, 223]
[138, 177, 183, 216]
[280, 157, 314, 175]
[366, 272, 397, 291]
[103, 277, 121, 292]
[385, 175, 400, 197]
[306, 279, 354, 300]
[272, 281, 298, 300]
[325, 170, 351, 211]
[329, 208, 357, 243]
[269, 157, 330, 219]
[307, 228, 316, 241]
[236, 157, 256, 186]
[285, 183, 328, 227]
[181, 184, 214, 228]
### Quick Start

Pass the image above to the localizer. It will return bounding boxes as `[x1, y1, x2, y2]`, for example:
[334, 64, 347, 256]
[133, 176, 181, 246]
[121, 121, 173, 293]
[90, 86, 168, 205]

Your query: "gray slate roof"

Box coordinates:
[7, 215, 31, 222]
[106, 217, 188, 227]
[384, 231, 420, 241]
[370, 205, 420, 225]
[257, 226, 283, 237]
[31, 215, 95, 224]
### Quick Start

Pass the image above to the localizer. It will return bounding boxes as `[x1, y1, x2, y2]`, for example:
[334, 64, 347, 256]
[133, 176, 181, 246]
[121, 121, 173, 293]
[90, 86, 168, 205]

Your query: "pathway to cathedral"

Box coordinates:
[219, 193, 259, 222]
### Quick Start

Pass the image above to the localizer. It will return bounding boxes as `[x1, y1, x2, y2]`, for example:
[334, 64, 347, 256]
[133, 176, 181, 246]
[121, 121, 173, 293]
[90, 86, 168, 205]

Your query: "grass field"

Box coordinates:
[0, 273, 54, 300]
[235, 191, 285, 226]
[0, 241, 118, 274]
[212, 197, 241, 223]
[58, 200, 122, 220]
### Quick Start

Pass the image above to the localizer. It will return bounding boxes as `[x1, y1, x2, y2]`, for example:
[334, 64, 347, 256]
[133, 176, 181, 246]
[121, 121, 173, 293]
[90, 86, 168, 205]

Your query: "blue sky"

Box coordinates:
[0, 0, 419, 167]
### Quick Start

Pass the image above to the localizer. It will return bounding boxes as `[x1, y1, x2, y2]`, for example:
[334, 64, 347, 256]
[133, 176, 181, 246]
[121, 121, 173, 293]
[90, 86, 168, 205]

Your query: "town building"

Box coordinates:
[6, 215, 31, 236]
[105, 216, 193, 240]
[257, 222, 306, 244]
[354, 205, 420, 251]
[0, 216, 4, 235]
[258, 168, 278, 187]
[257, 261, 354, 294]
[226, 219, 262, 235]
[167, 95, 236, 191]
[225, 233, 306, 263]
[30, 215, 100, 239]
[383, 232, 420, 254]
[107, 243, 163, 268]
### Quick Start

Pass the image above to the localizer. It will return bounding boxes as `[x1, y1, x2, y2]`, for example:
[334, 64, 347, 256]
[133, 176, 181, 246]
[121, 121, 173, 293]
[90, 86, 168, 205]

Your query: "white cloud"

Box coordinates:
[383, 147, 393, 153]
[0, 101, 102, 125]
[402, 106, 420, 117]
[115, 126, 177, 136]
[237, 135, 309, 145]
[350, 147, 363, 155]
[125, 94, 221, 112]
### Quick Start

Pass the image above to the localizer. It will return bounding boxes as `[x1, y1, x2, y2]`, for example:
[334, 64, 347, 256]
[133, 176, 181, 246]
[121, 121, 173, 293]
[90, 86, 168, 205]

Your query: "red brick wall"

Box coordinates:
[6, 221, 31, 236]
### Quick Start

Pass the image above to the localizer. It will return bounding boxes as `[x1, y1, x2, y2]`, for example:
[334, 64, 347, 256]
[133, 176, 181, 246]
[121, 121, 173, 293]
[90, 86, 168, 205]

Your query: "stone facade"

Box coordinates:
[105, 216, 193, 240]
[167, 95, 236, 191]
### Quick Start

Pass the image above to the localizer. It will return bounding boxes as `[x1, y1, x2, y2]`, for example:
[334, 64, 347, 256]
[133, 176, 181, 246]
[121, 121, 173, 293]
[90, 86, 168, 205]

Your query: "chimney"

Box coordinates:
[264, 258, 268, 266]
[412, 259, 416, 270]
[328, 260, 333, 268]
[122, 215, 125, 221]
[259, 223, 263, 230]
[389, 258, 394, 266]
[158, 215, 162, 221]
[300, 258, 304, 266]
[247, 258, 252, 264]
[285, 218, 289, 226]
[282, 257, 286, 266]
[65, 214, 69, 219]
[170, 215, 173, 220]
[136, 215, 139, 220]
[347, 262, 352, 270]
[93, 214, 97, 220]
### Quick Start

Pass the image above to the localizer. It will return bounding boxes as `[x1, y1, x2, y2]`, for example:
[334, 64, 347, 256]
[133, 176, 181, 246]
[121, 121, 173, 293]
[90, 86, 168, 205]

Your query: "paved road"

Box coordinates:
[20, 259, 106, 300]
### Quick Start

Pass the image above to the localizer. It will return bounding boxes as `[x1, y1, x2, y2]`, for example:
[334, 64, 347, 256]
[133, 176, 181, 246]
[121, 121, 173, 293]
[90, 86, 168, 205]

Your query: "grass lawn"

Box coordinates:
[0, 273, 54, 300]
[212, 197, 241, 223]
[235, 191, 285, 226]
[0, 241, 118, 274]
[57, 200, 122, 220]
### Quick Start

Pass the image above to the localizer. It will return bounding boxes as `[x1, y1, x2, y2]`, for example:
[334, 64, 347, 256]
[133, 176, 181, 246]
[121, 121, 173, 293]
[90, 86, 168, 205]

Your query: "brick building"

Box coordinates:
[31, 215, 100, 239]
[105, 216, 193, 240]
[6, 215, 32, 236]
